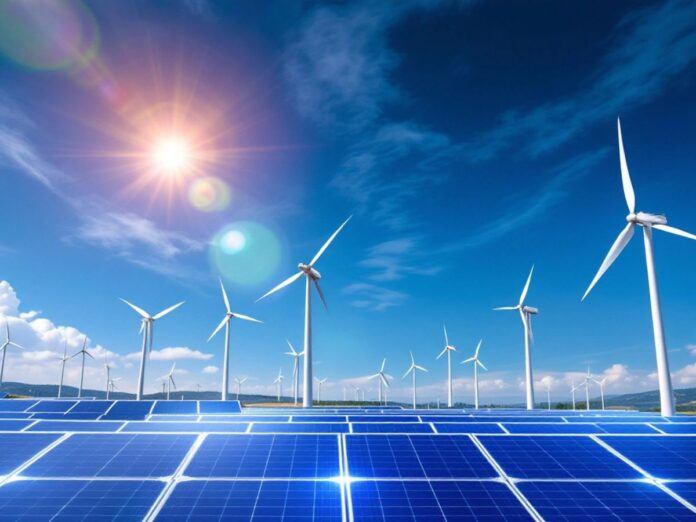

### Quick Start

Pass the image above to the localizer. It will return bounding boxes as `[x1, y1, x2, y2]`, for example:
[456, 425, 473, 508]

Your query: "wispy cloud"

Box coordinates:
[359, 236, 442, 282]
[342, 282, 408, 311]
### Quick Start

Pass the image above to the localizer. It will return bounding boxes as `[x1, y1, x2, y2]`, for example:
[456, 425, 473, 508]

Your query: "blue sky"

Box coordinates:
[0, 0, 695, 403]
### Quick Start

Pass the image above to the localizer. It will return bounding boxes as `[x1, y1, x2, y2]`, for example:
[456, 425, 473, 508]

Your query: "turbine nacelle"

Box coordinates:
[298, 263, 321, 280]
[522, 306, 539, 315]
[626, 212, 667, 226]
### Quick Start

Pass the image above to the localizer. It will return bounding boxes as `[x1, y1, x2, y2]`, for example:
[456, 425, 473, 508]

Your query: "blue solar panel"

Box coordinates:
[200, 415, 290, 422]
[24, 433, 195, 478]
[158, 480, 342, 521]
[198, 400, 241, 414]
[0, 412, 32, 419]
[663, 482, 696, 507]
[148, 415, 200, 422]
[435, 423, 505, 434]
[351, 480, 531, 521]
[0, 420, 32, 431]
[602, 436, 696, 479]
[346, 435, 496, 478]
[70, 400, 113, 414]
[0, 479, 163, 520]
[665, 416, 696, 423]
[151, 400, 198, 414]
[348, 415, 419, 423]
[292, 415, 346, 422]
[351, 423, 434, 433]
[652, 423, 696, 434]
[565, 416, 664, 423]
[421, 415, 474, 423]
[101, 401, 153, 420]
[250, 422, 348, 433]
[0, 400, 37, 412]
[479, 436, 641, 479]
[122, 422, 248, 433]
[31, 412, 102, 420]
[27, 421, 124, 432]
[0, 433, 61, 474]
[518, 481, 693, 520]
[184, 434, 340, 478]
[472, 416, 566, 423]
[597, 423, 661, 434]
[503, 423, 603, 434]
[27, 400, 77, 413]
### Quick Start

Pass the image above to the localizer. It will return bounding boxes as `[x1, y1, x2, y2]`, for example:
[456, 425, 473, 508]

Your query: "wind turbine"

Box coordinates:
[436, 325, 457, 407]
[71, 337, 93, 398]
[0, 321, 24, 385]
[107, 377, 121, 399]
[571, 379, 577, 410]
[233, 376, 247, 400]
[120, 299, 184, 400]
[284, 340, 304, 405]
[402, 351, 428, 409]
[575, 368, 593, 411]
[461, 339, 487, 410]
[315, 377, 327, 402]
[208, 279, 261, 401]
[273, 369, 284, 402]
[162, 363, 176, 400]
[545, 380, 551, 411]
[368, 359, 389, 405]
[593, 376, 608, 411]
[104, 354, 112, 399]
[581, 120, 696, 417]
[257, 216, 352, 408]
[57, 342, 69, 398]
[495, 266, 538, 410]
[352, 384, 361, 402]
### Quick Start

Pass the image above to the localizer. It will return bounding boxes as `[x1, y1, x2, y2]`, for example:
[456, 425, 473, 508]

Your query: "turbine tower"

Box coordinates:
[257, 216, 351, 408]
[402, 351, 427, 409]
[57, 342, 69, 398]
[284, 340, 304, 405]
[104, 354, 112, 399]
[593, 376, 608, 411]
[120, 299, 184, 400]
[495, 266, 538, 410]
[107, 377, 120, 399]
[162, 363, 176, 400]
[368, 359, 389, 405]
[461, 339, 487, 410]
[234, 376, 247, 400]
[581, 119, 696, 417]
[273, 369, 284, 402]
[71, 337, 93, 398]
[0, 322, 24, 385]
[570, 379, 577, 410]
[574, 368, 593, 411]
[436, 325, 457, 407]
[315, 377, 327, 402]
[545, 380, 551, 411]
[208, 279, 261, 401]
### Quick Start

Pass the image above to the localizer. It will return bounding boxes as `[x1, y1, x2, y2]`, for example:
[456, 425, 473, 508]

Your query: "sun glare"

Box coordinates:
[152, 137, 191, 174]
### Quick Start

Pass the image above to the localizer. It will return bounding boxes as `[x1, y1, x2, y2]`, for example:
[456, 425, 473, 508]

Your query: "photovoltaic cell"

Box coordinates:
[148, 415, 200, 422]
[471, 416, 565, 424]
[502, 423, 603, 434]
[0, 420, 32, 431]
[651, 423, 696, 434]
[249, 422, 348, 434]
[351, 480, 532, 521]
[198, 401, 241, 414]
[158, 480, 342, 521]
[0, 479, 163, 521]
[346, 435, 496, 478]
[434, 423, 504, 434]
[351, 423, 434, 434]
[565, 416, 664, 423]
[596, 423, 660, 434]
[200, 415, 289, 422]
[70, 401, 113, 414]
[0, 412, 32, 419]
[27, 421, 124, 432]
[518, 481, 693, 521]
[663, 482, 696, 507]
[101, 401, 154, 421]
[421, 416, 475, 423]
[478, 436, 641, 479]
[0, 433, 61, 474]
[151, 401, 198, 415]
[0, 400, 36, 412]
[121, 422, 248, 433]
[184, 434, 339, 478]
[602, 436, 696, 479]
[27, 401, 76, 413]
[292, 415, 346, 423]
[31, 412, 101, 420]
[24, 433, 195, 478]
[348, 416, 418, 423]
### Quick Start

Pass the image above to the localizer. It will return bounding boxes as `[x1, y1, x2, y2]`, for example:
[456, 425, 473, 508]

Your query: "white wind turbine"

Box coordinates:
[257, 216, 351, 408]
[368, 359, 389, 405]
[570, 379, 577, 410]
[234, 376, 247, 400]
[284, 340, 304, 405]
[495, 266, 538, 410]
[107, 377, 120, 399]
[436, 325, 457, 407]
[0, 322, 24, 386]
[315, 377, 327, 402]
[576, 368, 593, 411]
[71, 337, 93, 398]
[57, 342, 69, 398]
[104, 354, 112, 399]
[545, 380, 551, 411]
[120, 299, 184, 400]
[208, 279, 261, 401]
[352, 384, 361, 402]
[461, 339, 487, 410]
[273, 369, 284, 402]
[162, 363, 176, 400]
[581, 119, 696, 417]
[593, 376, 608, 411]
[402, 351, 428, 410]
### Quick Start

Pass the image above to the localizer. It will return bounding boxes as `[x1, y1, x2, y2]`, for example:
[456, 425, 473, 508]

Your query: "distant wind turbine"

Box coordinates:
[71, 337, 93, 398]
[368, 359, 389, 405]
[315, 377, 327, 402]
[436, 325, 457, 407]
[495, 266, 538, 410]
[461, 339, 487, 410]
[402, 351, 427, 409]
[593, 375, 608, 411]
[104, 354, 112, 399]
[234, 376, 247, 400]
[57, 342, 69, 398]
[208, 279, 261, 401]
[162, 363, 176, 400]
[120, 299, 184, 400]
[273, 369, 284, 402]
[257, 216, 352, 408]
[581, 119, 696, 417]
[107, 377, 120, 399]
[284, 340, 304, 405]
[574, 368, 593, 411]
[0, 322, 24, 386]
[545, 380, 551, 411]
[352, 384, 361, 402]
[570, 379, 577, 411]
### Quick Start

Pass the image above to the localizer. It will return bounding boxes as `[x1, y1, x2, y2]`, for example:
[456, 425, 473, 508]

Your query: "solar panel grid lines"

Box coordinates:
[97, 399, 119, 420]
[650, 423, 669, 434]
[0, 432, 69, 485]
[600, 436, 696, 480]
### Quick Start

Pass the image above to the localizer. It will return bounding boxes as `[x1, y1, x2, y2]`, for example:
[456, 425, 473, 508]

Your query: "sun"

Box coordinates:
[152, 137, 191, 175]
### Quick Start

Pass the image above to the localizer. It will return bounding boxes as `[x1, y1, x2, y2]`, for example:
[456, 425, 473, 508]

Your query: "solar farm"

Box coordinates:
[0, 399, 694, 520]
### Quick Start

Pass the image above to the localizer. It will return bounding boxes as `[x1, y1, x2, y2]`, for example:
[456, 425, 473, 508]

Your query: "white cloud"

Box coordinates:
[0, 281, 20, 315]
[149, 347, 213, 361]
[202, 365, 219, 375]
[342, 282, 407, 311]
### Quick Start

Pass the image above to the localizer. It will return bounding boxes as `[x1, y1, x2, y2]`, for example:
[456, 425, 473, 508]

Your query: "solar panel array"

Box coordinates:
[0, 399, 694, 520]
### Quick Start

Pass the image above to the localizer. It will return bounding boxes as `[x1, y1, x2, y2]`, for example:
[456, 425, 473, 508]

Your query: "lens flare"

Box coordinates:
[153, 137, 190, 175]
[188, 177, 231, 212]
[211, 222, 281, 286]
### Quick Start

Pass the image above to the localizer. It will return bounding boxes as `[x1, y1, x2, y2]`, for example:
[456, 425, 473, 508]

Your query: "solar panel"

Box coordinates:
[351, 423, 434, 433]
[471, 416, 565, 423]
[348, 415, 419, 423]
[346, 435, 497, 478]
[350, 480, 532, 521]
[198, 400, 241, 414]
[184, 434, 340, 478]
[663, 481, 696, 506]
[478, 435, 642, 479]
[27, 420, 124, 432]
[602, 436, 696, 479]
[157, 480, 342, 521]
[121, 422, 249, 433]
[0, 479, 163, 520]
[200, 415, 290, 422]
[565, 416, 664, 423]
[434, 423, 504, 434]
[597, 423, 661, 434]
[70, 400, 113, 414]
[518, 481, 693, 520]
[0, 433, 62, 474]
[0, 412, 32, 419]
[292, 415, 346, 422]
[148, 414, 200, 422]
[249, 422, 348, 433]
[652, 423, 696, 434]
[101, 401, 153, 421]
[502, 423, 604, 434]
[0, 420, 32, 431]
[664, 416, 696, 422]
[27, 400, 77, 413]
[421, 415, 474, 423]
[0, 400, 37, 412]
[151, 400, 198, 414]
[24, 433, 195, 478]
[31, 412, 102, 420]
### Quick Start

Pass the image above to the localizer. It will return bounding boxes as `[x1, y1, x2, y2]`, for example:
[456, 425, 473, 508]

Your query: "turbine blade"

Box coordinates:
[519, 265, 534, 305]
[310, 215, 352, 266]
[474, 339, 482, 358]
[409, 350, 415, 366]
[415, 365, 428, 372]
[461, 357, 475, 364]
[85, 350, 94, 359]
[402, 368, 412, 379]
[9, 342, 24, 350]
[171, 376, 176, 389]
[617, 118, 636, 214]
[653, 224, 696, 241]
[380, 374, 389, 387]
[380, 358, 386, 372]
[436, 347, 447, 359]
[120, 299, 149, 318]
[207, 316, 228, 342]
[231, 313, 262, 323]
[153, 301, 185, 320]
[477, 360, 488, 371]
[582, 222, 635, 301]
[286, 340, 297, 355]
[313, 280, 328, 311]
[139, 321, 145, 335]
[443, 324, 449, 346]
[494, 306, 517, 311]
[219, 278, 231, 313]
[257, 271, 303, 302]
